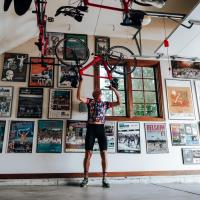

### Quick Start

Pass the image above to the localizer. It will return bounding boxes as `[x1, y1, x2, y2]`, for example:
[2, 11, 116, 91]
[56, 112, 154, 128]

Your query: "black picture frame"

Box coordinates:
[95, 36, 110, 55]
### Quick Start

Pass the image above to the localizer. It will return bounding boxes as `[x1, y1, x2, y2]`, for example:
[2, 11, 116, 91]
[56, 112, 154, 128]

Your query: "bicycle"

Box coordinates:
[55, 37, 137, 89]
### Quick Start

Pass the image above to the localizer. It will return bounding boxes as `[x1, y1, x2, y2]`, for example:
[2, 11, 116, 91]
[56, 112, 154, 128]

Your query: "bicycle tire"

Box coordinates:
[107, 45, 137, 75]
[55, 37, 90, 67]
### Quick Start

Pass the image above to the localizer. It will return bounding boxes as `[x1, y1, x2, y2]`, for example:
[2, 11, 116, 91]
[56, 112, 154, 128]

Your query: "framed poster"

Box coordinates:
[117, 122, 140, 153]
[171, 60, 200, 79]
[37, 120, 63, 153]
[95, 36, 110, 55]
[195, 80, 200, 116]
[182, 148, 200, 164]
[2, 53, 28, 82]
[64, 33, 88, 60]
[170, 123, 200, 146]
[46, 32, 64, 57]
[17, 88, 43, 118]
[0, 121, 6, 153]
[48, 89, 72, 119]
[29, 57, 54, 87]
[7, 121, 34, 153]
[166, 79, 195, 119]
[65, 120, 87, 152]
[58, 64, 78, 88]
[145, 123, 169, 154]
[0, 86, 13, 117]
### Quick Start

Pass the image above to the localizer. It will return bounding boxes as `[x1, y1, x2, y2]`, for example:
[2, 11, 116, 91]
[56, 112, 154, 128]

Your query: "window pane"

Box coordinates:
[133, 104, 145, 116]
[145, 104, 158, 116]
[112, 66, 124, 78]
[117, 78, 125, 90]
[113, 103, 126, 116]
[132, 91, 144, 103]
[144, 79, 155, 91]
[100, 78, 110, 89]
[114, 91, 125, 103]
[143, 67, 154, 78]
[145, 92, 157, 103]
[106, 107, 112, 116]
[132, 67, 142, 78]
[132, 79, 143, 90]
[101, 90, 112, 102]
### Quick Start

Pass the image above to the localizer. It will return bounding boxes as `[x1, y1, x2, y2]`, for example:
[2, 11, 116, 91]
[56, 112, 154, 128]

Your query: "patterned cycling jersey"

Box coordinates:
[86, 98, 112, 124]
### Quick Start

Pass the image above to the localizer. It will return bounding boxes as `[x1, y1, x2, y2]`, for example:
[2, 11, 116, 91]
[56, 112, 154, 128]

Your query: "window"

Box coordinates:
[95, 60, 164, 120]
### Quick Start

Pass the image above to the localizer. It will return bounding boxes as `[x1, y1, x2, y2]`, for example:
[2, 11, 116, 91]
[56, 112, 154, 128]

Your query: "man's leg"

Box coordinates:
[83, 150, 93, 178]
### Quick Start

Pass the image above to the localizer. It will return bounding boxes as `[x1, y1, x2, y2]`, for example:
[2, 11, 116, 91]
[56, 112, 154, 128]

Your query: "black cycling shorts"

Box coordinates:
[85, 124, 107, 151]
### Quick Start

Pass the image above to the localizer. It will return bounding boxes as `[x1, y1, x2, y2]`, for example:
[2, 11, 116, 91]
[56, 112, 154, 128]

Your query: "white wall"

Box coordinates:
[0, 36, 200, 174]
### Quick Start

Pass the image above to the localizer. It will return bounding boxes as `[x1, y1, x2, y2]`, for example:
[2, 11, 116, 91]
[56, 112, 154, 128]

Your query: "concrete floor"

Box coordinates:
[0, 183, 200, 200]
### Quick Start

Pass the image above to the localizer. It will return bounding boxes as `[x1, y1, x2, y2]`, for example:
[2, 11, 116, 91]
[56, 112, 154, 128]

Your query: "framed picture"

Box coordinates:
[182, 148, 200, 164]
[37, 120, 63, 153]
[65, 120, 87, 152]
[0, 121, 6, 153]
[2, 53, 28, 82]
[171, 60, 200, 79]
[64, 33, 88, 60]
[145, 123, 169, 154]
[170, 123, 200, 146]
[29, 57, 54, 87]
[0, 86, 13, 117]
[165, 79, 195, 120]
[117, 122, 140, 153]
[48, 89, 72, 119]
[58, 64, 78, 88]
[95, 36, 110, 55]
[195, 80, 200, 116]
[17, 88, 43, 118]
[46, 32, 64, 57]
[7, 121, 34, 153]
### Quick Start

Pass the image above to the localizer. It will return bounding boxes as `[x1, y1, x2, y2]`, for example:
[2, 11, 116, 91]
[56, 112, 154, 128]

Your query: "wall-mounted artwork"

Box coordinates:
[166, 79, 195, 120]
[7, 121, 34, 153]
[170, 123, 200, 146]
[171, 60, 200, 79]
[2, 53, 28, 82]
[17, 88, 43, 118]
[195, 80, 200, 117]
[0, 87, 13, 117]
[48, 89, 72, 119]
[182, 148, 200, 164]
[0, 121, 6, 153]
[95, 36, 110, 55]
[29, 57, 54, 87]
[145, 123, 169, 154]
[117, 122, 140, 153]
[37, 120, 63, 153]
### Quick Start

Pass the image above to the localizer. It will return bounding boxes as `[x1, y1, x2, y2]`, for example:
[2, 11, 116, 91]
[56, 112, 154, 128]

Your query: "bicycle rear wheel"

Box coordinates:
[106, 46, 137, 75]
[55, 37, 90, 66]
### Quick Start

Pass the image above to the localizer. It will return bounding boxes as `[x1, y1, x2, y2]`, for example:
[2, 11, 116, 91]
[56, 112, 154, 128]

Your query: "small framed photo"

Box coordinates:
[2, 53, 28, 82]
[29, 57, 54, 87]
[95, 36, 110, 55]
[64, 33, 88, 60]
[0, 121, 6, 153]
[48, 89, 72, 119]
[37, 120, 63, 153]
[0, 86, 13, 117]
[182, 148, 200, 164]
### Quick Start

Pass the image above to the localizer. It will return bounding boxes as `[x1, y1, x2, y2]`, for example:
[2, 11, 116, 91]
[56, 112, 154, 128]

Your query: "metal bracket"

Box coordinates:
[132, 28, 142, 56]
[168, 17, 194, 29]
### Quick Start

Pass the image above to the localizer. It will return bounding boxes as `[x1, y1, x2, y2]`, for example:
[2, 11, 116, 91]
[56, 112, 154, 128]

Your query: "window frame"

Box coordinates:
[94, 60, 165, 121]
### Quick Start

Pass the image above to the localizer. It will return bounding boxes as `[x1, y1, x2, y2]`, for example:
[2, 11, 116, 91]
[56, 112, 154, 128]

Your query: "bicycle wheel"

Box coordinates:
[107, 46, 137, 75]
[55, 37, 90, 67]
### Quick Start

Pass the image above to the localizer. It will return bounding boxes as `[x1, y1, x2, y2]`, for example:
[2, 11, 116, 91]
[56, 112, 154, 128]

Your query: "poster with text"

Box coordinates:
[166, 79, 195, 119]
[170, 123, 200, 146]
[7, 121, 34, 153]
[145, 123, 169, 154]
[48, 89, 72, 119]
[2, 53, 28, 82]
[0, 121, 6, 153]
[117, 122, 140, 153]
[182, 148, 200, 164]
[0, 87, 13, 117]
[37, 120, 63, 153]
[17, 88, 43, 118]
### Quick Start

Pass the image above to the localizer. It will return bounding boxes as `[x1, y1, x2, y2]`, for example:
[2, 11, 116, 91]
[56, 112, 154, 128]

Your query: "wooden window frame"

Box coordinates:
[94, 60, 165, 121]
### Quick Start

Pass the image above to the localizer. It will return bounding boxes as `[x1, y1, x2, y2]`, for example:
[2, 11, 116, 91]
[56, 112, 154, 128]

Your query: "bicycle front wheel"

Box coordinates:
[107, 46, 137, 75]
[55, 37, 90, 66]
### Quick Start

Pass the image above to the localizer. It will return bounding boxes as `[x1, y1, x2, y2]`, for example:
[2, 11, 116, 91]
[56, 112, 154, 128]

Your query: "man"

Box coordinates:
[77, 78, 121, 188]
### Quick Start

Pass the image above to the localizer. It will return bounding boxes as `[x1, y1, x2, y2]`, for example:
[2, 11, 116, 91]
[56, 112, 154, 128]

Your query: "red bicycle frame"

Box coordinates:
[83, 0, 132, 13]
[79, 55, 113, 80]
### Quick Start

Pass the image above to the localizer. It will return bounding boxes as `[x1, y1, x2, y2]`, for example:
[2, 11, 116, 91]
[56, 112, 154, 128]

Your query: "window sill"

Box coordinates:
[106, 116, 165, 121]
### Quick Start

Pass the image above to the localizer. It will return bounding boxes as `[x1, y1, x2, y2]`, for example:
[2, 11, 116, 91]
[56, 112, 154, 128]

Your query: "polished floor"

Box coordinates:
[0, 182, 200, 200]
